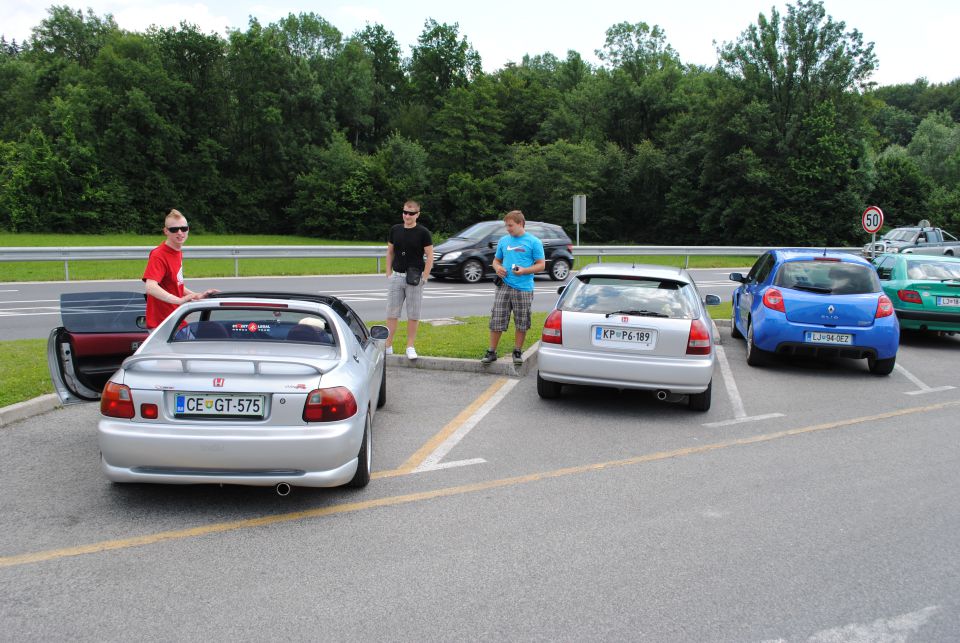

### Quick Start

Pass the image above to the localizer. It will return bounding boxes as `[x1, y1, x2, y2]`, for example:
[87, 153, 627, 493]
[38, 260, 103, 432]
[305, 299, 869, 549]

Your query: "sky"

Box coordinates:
[2, 0, 958, 87]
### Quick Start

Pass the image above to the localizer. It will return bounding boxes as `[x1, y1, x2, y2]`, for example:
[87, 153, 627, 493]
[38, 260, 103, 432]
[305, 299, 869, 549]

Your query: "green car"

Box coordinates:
[873, 253, 960, 332]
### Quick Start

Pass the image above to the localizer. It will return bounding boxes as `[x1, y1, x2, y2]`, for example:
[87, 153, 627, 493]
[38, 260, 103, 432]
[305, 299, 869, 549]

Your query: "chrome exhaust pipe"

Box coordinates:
[275, 482, 291, 497]
[656, 390, 669, 401]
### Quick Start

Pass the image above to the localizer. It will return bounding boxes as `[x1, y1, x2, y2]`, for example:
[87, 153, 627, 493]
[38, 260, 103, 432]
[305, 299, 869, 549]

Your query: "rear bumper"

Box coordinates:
[895, 308, 960, 330]
[753, 317, 899, 360]
[538, 345, 714, 393]
[98, 416, 363, 488]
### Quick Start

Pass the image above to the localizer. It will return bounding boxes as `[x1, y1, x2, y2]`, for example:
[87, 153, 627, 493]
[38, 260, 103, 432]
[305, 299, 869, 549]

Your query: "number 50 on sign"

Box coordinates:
[862, 206, 883, 233]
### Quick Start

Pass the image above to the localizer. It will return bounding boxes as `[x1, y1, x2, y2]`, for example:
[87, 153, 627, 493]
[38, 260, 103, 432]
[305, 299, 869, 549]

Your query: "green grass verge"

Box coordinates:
[0, 233, 756, 282]
[0, 339, 52, 408]
[0, 305, 734, 409]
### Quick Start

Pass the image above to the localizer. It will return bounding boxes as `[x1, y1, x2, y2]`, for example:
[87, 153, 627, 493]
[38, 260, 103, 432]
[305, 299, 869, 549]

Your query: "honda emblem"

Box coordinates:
[213, 378, 225, 387]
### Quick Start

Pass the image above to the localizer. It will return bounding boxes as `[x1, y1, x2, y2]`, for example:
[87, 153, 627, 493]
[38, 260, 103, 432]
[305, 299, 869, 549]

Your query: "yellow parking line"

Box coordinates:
[373, 377, 511, 479]
[2, 398, 957, 570]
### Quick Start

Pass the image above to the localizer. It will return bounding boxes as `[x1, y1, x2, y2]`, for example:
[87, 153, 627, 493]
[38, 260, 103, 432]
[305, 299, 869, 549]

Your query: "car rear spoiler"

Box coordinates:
[121, 354, 329, 375]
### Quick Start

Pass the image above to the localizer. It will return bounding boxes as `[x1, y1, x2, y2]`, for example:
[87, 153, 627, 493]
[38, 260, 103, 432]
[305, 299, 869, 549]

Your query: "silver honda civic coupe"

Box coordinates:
[49, 292, 388, 491]
[537, 264, 721, 411]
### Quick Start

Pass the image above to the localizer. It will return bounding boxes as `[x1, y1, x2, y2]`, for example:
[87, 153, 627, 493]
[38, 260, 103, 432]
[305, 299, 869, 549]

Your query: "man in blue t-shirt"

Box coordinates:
[481, 210, 545, 367]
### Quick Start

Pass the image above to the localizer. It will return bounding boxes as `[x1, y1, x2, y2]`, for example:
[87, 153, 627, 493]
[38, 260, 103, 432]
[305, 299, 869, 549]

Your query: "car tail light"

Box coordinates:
[876, 294, 895, 318]
[140, 403, 159, 419]
[101, 382, 135, 419]
[762, 288, 786, 313]
[303, 387, 358, 422]
[541, 310, 563, 344]
[686, 319, 712, 355]
[813, 257, 840, 262]
[897, 289, 922, 304]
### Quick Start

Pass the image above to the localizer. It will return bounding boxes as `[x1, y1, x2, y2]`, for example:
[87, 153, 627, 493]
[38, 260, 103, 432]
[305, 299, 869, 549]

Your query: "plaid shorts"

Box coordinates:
[489, 283, 534, 332]
[386, 273, 424, 320]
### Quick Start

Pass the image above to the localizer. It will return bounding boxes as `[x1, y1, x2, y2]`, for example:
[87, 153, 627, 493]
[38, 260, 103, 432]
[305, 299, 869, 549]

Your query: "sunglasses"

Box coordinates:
[402, 210, 419, 216]
[166, 226, 190, 233]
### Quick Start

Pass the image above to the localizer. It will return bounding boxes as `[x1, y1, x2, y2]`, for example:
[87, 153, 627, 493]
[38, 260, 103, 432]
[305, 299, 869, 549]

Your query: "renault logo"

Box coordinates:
[827, 305, 835, 314]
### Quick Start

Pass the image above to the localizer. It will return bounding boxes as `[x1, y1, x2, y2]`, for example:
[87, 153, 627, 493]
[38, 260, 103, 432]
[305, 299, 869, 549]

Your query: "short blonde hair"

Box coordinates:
[164, 208, 187, 228]
[504, 210, 525, 226]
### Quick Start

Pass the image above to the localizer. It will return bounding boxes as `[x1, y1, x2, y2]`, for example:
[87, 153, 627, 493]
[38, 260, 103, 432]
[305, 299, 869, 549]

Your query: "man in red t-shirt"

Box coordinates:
[142, 209, 217, 329]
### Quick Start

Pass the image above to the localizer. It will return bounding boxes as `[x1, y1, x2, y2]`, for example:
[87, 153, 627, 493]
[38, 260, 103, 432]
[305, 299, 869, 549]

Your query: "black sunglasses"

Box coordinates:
[402, 210, 419, 216]
[166, 226, 190, 233]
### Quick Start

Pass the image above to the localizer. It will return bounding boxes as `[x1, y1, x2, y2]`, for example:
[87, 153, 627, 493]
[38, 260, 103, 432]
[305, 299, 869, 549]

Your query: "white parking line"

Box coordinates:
[413, 378, 519, 472]
[896, 363, 955, 395]
[704, 346, 785, 427]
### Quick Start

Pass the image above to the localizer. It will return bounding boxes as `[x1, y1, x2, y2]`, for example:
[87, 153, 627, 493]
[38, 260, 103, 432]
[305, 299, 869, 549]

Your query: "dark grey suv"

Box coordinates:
[431, 221, 575, 283]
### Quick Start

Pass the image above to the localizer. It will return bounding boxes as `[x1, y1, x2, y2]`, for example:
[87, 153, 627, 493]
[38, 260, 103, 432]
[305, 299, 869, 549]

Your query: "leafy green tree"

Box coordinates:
[906, 111, 960, 188]
[290, 132, 379, 238]
[25, 5, 120, 68]
[408, 19, 481, 107]
[869, 149, 933, 227]
[428, 76, 505, 176]
[354, 24, 407, 147]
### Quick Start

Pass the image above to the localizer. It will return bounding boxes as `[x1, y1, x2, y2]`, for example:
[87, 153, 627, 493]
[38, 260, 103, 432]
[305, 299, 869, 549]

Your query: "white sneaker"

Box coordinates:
[406, 346, 418, 360]
[385, 346, 393, 355]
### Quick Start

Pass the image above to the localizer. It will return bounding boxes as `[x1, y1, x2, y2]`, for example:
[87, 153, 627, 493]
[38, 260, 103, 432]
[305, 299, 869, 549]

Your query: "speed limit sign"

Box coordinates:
[862, 206, 884, 233]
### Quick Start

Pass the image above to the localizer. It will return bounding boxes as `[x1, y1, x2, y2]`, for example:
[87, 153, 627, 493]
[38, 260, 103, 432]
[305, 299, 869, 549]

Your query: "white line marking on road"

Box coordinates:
[707, 346, 785, 427]
[414, 378, 519, 473]
[765, 605, 939, 643]
[0, 290, 19, 292]
[896, 363, 955, 395]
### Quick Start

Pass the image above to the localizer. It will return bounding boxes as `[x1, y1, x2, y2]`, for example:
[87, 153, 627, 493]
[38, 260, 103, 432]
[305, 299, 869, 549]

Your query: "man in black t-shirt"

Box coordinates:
[385, 199, 433, 359]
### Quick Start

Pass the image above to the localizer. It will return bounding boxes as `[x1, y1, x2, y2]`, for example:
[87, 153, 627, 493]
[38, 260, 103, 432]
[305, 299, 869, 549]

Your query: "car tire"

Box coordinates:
[688, 380, 712, 412]
[868, 355, 896, 376]
[346, 412, 372, 488]
[376, 360, 386, 409]
[537, 372, 562, 399]
[461, 259, 484, 283]
[549, 259, 571, 281]
[745, 323, 768, 366]
[730, 306, 743, 339]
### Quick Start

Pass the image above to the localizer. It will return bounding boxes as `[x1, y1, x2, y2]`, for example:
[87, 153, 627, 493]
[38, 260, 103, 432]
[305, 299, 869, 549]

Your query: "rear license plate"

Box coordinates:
[594, 326, 657, 349]
[804, 331, 853, 345]
[175, 393, 265, 417]
[937, 296, 960, 307]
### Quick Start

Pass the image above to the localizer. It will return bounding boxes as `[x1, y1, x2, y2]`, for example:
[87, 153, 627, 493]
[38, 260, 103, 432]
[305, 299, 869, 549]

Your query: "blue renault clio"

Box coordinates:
[729, 249, 900, 375]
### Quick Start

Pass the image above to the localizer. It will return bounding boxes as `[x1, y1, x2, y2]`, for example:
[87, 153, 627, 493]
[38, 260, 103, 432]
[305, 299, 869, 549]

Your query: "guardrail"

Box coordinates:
[0, 245, 859, 280]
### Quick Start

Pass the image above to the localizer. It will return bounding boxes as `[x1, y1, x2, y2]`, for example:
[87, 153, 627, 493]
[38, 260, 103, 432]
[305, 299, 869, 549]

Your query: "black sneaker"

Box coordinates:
[512, 349, 523, 366]
[480, 349, 497, 364]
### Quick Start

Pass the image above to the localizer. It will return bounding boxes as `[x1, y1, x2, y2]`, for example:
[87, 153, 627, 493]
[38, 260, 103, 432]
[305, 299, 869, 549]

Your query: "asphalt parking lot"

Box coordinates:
[2, 328, 959, 640]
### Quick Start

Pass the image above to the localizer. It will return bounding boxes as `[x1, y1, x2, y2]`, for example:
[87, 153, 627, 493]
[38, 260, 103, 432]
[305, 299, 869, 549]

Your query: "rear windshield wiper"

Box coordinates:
[789, 285, 833, 294]
[605, 309, 669, 318]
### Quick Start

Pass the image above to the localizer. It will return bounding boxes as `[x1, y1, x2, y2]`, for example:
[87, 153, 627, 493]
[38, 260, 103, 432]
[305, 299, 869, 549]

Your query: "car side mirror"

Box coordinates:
[704, 294, 721, 306]
[488, 241, 496, 249]
[729, 272, 746, 283]
[369, 325, 389, 340]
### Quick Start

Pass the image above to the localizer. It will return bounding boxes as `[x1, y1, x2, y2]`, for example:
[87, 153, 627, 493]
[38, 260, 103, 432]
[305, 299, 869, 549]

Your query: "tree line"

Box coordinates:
[1, 1, 959, 245]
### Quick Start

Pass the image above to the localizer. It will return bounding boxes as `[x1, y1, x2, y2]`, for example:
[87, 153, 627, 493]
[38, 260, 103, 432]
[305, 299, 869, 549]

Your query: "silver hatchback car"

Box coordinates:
[537, 264, 720, 411]
[48, 292, 388, 492]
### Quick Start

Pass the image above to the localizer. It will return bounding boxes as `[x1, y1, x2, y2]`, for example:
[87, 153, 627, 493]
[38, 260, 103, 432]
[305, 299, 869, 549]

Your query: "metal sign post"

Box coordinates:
[572, 194, 586, 245]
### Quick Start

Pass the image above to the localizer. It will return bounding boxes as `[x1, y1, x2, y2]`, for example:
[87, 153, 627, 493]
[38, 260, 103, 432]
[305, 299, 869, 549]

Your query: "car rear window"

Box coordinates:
[171, 308, 337, 345]
[775, 261, 880, 295]
[905, 259, 960, 281]
[559, 275, 699, 319]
